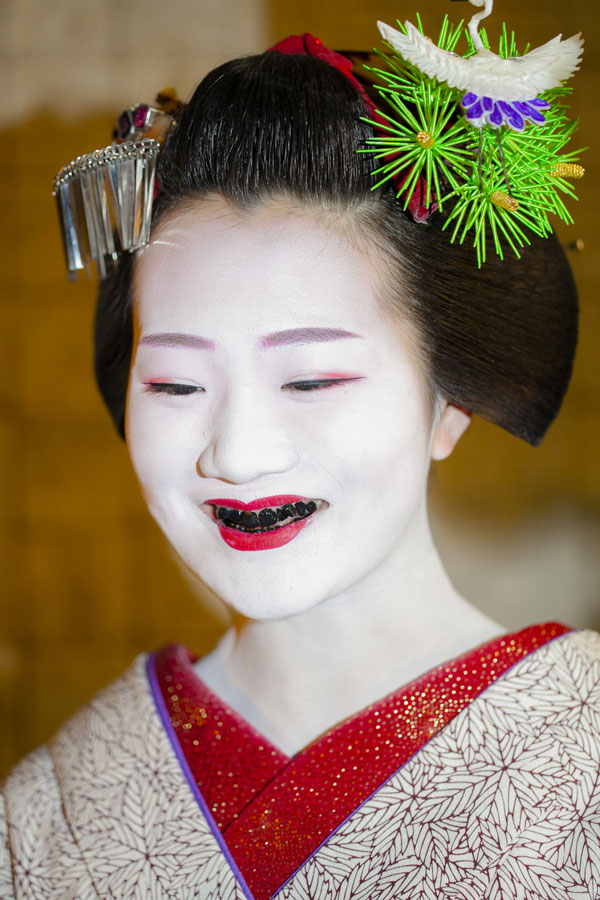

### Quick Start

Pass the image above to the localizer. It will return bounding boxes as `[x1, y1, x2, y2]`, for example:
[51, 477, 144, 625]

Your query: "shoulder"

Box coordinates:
[1, 744, 97, 897]
[1, 654, 154, 896]
[542, 628, 600, 703]
[537, 626, 600, 666]
[3, 652, 153, 801]
[442, 628, 600, 759]
[486, 628, 600, 721]
[317, 631, 600, 896]
[48, 651, 155, 760]
[1, 651, 228, 897]
[434, 629, 600, 849]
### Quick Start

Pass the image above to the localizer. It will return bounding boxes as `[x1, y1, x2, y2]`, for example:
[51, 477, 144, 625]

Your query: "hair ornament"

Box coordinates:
[53, 94, 178, 280]
[364, 0, 585, 265]
[53, 34, 444, 284]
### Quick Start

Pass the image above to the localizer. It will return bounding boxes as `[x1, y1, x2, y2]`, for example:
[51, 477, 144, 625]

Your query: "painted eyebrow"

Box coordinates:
[138, 327, 361, 351]
[259, 327, 362, 348]
[139, 333, 216, 351]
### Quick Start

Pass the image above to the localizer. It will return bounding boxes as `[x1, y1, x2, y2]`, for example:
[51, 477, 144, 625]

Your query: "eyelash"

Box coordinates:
[144, 383, 204, 396]
[144, 378, 360, 396]
[283, 378, 358, 392]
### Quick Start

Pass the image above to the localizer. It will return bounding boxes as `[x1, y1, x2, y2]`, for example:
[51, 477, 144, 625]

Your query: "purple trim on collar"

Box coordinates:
[145, 652, 256, 900]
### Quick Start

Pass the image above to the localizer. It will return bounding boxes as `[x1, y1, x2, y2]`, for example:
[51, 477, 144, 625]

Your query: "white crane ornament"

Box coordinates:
[378, 0, 583, 132]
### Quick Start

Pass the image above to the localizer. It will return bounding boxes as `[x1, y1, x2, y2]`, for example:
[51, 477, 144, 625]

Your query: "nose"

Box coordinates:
[196, 385, 299, 485]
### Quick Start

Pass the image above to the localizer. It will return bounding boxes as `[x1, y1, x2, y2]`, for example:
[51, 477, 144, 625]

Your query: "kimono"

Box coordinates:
[2, 622, 600, 899]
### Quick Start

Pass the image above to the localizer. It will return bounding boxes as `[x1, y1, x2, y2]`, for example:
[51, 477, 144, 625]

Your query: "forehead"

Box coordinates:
[133, 199, 394, 337]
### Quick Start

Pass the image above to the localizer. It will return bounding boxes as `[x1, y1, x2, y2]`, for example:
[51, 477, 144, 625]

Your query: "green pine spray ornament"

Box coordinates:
[361, 0, 584, 265]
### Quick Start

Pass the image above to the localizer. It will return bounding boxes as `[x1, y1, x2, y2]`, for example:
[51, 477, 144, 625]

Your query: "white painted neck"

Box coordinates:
[196, 501, 502, 755]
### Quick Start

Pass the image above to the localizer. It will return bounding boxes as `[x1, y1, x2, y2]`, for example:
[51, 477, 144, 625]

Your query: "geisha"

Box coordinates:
[2, 3, 599, 898]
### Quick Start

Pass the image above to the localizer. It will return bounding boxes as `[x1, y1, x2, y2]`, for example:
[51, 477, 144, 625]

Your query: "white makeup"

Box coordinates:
[126, 199, 451, 620]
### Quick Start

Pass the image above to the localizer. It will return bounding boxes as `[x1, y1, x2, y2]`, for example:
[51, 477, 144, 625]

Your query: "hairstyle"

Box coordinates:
[95, 49, 578, 446]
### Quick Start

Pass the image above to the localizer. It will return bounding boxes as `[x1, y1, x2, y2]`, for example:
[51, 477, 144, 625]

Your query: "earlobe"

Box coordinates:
[431, 402, 472, 461]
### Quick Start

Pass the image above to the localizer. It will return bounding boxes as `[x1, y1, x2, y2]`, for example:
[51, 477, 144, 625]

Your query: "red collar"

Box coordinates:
[152, 622, 570, 899]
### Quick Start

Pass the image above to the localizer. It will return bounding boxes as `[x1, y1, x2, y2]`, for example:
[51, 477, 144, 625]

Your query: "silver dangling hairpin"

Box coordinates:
[53, 140, 160, 280]
[52, 92, 181, 280]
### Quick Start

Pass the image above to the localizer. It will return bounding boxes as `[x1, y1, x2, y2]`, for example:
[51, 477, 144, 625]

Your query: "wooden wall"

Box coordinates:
[1, 0, 598, 777]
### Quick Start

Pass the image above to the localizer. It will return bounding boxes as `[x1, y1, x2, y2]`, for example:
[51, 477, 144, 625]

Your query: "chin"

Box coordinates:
[207, 578, 324, 622]
[232, 598, 318, 622]
[169, 544, 320, 621]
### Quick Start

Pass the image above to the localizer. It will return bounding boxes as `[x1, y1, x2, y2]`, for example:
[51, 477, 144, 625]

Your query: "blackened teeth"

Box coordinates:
[216, 500, 317, 533]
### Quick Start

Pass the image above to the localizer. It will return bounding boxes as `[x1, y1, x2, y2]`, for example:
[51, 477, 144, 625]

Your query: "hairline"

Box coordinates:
[144, 189, 437, 407]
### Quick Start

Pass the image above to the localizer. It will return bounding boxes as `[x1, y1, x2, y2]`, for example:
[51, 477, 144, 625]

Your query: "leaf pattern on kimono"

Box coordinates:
[278, 631, 600, 900]
[3, 746, 98, 898]
[3, 655, 248, 900]
[0, 792, 15, 900]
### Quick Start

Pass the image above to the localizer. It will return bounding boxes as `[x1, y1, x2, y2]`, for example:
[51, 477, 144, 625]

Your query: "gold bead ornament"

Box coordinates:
[416, 131, 434, 149]
[549, 163, 585, 179]
[490, 190, 519, 212]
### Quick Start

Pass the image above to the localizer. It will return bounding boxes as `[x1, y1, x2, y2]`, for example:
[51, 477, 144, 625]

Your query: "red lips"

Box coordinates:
[205, 495, 316, 552]
[205, 495, 307, 511]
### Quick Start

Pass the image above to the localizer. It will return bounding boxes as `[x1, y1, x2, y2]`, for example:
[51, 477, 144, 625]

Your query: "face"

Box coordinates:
[126, 199, 459, 620]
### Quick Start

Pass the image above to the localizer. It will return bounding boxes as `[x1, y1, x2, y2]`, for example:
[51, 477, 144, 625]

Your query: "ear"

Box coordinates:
[431, 401, 472, 461]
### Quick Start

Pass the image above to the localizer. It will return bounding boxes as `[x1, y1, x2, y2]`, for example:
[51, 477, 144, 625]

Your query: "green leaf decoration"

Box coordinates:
[360, 14, 584, 266]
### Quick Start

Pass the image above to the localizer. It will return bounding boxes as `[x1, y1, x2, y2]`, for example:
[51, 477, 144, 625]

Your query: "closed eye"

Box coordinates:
[144, 382, 205, 395]
[283, 378, 363, 392]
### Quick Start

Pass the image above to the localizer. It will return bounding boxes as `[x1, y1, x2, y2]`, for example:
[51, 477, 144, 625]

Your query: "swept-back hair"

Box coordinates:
[95, 49, 578, 445]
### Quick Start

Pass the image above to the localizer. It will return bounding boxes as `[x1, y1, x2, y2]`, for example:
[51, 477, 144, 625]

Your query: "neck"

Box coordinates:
[196, 503, 502, 754]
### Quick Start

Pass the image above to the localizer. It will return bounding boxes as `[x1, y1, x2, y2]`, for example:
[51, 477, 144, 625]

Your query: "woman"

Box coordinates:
[2, 26, 599, 900]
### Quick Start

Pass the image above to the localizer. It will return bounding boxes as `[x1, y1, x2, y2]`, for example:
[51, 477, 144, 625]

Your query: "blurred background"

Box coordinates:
[1, 0, 598, 778]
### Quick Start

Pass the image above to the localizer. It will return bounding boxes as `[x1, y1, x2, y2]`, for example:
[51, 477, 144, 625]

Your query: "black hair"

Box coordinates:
[95, 49, 578, 445]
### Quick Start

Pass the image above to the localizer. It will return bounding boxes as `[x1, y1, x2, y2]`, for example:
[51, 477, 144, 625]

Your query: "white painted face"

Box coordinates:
[126, 199, 465, 619]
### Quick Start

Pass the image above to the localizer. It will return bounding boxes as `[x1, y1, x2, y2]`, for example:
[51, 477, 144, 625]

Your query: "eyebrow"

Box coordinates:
[259, 327, 361, 348]
[139, 327, 361, 351]
[139, 333, 216, 351]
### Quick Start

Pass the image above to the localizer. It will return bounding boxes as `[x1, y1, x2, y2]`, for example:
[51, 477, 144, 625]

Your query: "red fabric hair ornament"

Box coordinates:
[270, 33, 436, 223]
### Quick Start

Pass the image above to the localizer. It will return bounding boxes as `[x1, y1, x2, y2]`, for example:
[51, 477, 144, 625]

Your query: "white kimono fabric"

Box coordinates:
[2, 628, 600, 899]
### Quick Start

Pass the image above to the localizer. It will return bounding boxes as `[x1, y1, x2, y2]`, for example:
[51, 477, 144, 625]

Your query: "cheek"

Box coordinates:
[309, 385, 432, 505]
[125, 398, 197, 500]
[367, 398, 432, 503]
[126, 399, 159, 481]
[355, 380, 432, 457]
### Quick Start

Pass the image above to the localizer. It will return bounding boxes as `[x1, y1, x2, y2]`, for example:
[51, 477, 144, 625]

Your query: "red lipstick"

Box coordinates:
[206, 495, 306, 511]
[205, 495, 318, 552]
